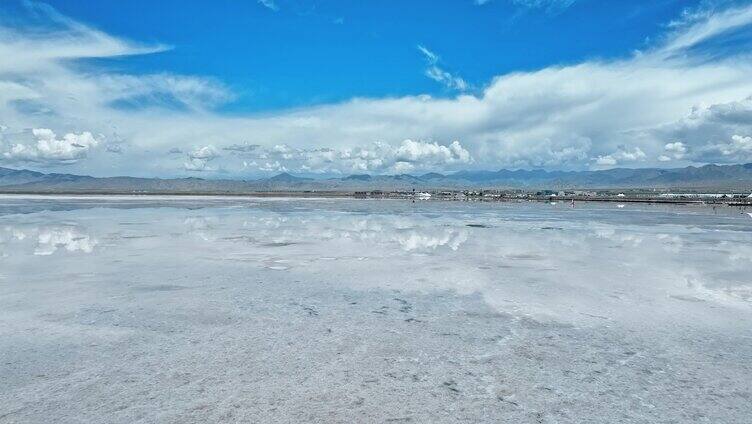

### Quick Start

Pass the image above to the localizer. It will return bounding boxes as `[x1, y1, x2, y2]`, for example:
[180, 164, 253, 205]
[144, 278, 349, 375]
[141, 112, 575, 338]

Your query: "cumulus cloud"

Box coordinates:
[659, 141, 687, 162]
[34, 227, 97, 256]
[664, 141, 687, 155]
[652, 96, 752, 163]
[704, 135, 752, 160]
[188, 145, 219, 160]
[258, 160, 288, 173]
[2, 128, 100, 164]
[395, 140, 471, 165]
[595, 146, 646, 167]
[233, 139, 473, 174]
[1, 2, 752, 176]
[184, 145, 219, 171]
[2, 225, 98, 256]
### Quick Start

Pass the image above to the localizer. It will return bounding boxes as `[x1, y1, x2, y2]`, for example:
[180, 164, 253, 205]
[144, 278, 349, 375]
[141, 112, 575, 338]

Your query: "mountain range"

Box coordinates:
[2, 163, 752, 193]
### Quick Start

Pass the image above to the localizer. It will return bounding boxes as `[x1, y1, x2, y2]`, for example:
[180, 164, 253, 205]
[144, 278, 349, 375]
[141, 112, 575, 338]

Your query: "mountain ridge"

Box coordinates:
[1, 163, 752, 193]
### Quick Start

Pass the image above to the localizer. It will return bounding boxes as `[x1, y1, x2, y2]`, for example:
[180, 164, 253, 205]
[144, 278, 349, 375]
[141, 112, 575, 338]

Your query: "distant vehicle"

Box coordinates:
[415, 192, 432, 199]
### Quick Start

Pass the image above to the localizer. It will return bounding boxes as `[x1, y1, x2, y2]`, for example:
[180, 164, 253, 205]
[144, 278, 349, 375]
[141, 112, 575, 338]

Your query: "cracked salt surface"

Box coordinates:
[1, 196, 751, 423]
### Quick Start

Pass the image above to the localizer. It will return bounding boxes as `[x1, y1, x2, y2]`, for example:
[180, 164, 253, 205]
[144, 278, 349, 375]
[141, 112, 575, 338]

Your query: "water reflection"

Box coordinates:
[203, 213, 470, 252]
[1, 225, 97, 256]
[0, 198, 750, 326]
[393, 228, 467, 251]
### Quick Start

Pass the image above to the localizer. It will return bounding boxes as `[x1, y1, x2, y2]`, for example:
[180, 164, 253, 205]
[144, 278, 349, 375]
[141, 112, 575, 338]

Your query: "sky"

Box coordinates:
[1, 0, 752, 178]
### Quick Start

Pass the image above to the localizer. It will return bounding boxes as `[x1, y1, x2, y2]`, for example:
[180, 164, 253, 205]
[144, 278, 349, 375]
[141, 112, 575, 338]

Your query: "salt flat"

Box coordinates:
[1, 197, 750, 423]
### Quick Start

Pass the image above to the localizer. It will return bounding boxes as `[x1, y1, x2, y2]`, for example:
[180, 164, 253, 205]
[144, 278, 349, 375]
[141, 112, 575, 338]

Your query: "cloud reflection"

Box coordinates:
[1, 225, 97, 256]
[2, 200, 749, 327]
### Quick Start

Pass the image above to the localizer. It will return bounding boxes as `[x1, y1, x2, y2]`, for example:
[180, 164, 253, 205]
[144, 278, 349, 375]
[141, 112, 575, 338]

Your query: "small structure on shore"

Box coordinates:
[415, 192, 432, 200]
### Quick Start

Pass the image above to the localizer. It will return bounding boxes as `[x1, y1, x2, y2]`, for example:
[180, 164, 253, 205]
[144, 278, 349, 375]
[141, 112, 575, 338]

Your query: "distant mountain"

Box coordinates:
[267, 172, 311, 183]
[1, 163, 752, 193]
[0, 167, 46, 186]
[439, 164, 752, 189]
[343, 174, 372, 181]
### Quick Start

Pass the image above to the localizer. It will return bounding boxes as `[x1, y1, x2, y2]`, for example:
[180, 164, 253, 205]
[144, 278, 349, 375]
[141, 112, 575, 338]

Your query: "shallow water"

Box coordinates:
[1, 196, 751, 423]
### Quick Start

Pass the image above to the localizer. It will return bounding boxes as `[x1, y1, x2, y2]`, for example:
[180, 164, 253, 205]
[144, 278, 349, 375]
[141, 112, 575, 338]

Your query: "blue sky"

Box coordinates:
[38, 0, 690, 111]
[1, 0, 752, 177]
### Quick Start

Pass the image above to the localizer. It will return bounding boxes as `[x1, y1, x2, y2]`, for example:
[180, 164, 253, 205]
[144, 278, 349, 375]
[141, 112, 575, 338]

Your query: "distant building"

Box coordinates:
[573, 190, 597, 197]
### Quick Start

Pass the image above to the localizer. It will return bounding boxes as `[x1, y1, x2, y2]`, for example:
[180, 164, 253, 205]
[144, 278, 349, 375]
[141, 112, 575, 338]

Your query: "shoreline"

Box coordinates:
[1, 190, 750, 207]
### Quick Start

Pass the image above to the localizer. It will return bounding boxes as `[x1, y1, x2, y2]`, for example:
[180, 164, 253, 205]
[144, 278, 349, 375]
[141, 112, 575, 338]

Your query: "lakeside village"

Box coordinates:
[353, 188, 752, 206]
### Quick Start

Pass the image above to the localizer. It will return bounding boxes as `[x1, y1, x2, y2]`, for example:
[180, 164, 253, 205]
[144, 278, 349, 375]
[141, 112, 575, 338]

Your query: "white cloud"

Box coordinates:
[660, 141, 687, 161]
[394, 140, 471, 164]
[188, 145, 219, 160]
[1, 3, 752, 176]
[664, 141, 687, 154]
[707, 134, 752, 158]
[2, 128, 100, 164]
[259, 161, 288, 173]
[424, 66, 469, 91]
[594, 146, 646, 167]
[477, 0, 579, 9]
[417, 45, 439, 64]
[236, 139, 473, 174]
[35, 227, 97, 255]
[103, 74, 233, 111]
[184, 145, 219, 171]
[271, 144, 295, 159]
[661, 4, 752, 55]
[417, 45, 469, 91]
[343, 139, 473, 173]
[595, 156, 617, 166]
[652, 96, 752, 163]
[183, 159, 212, 172]
[1, 225, 98, 256]
[0, 3, 168, 76]
[508, 0, 578, 13]
[257, 0, 278, 11]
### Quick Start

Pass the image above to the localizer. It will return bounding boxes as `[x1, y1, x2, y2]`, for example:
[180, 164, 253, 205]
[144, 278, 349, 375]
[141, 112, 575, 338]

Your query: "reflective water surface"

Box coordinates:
[1, 196, 751, 423]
